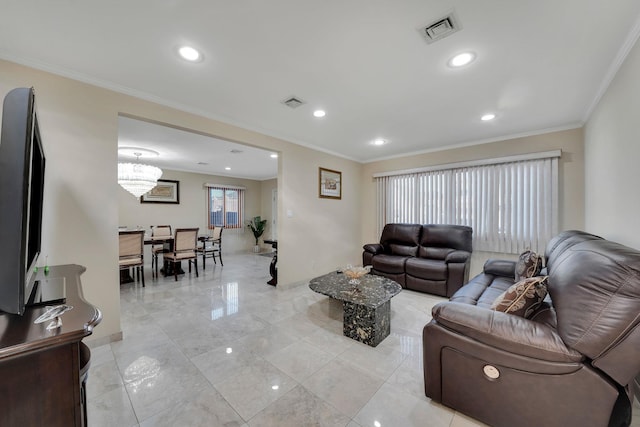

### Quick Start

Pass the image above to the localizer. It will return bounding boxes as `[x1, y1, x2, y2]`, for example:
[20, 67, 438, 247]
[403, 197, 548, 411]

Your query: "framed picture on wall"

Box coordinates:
[319, 167, 342, 199]
[140, 179, 180, 204]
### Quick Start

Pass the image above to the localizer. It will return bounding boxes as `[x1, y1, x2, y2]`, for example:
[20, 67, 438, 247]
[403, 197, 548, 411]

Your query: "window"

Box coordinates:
[206, 185, 245, 229]
[374, 151, 559, 254]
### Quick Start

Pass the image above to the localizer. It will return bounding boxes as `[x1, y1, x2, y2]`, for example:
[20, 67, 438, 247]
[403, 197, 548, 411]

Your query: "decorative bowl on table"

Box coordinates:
[343, 265, 372, 285]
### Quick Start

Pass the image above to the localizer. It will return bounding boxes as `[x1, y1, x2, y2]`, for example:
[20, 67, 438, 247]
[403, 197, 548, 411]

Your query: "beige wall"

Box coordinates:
[0, 59, 362, 343]
[584, 36, 640, 250]
[118, 169, 266, 254]
[360, 128, 585, 276]
[0, 61, 122, 343]
[279, 144, 363, 282]
[260, 178, 278, 244]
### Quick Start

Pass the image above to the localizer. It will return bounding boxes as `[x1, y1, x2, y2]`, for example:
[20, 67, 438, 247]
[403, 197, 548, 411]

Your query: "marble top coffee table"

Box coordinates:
[309, 272, 402, 347]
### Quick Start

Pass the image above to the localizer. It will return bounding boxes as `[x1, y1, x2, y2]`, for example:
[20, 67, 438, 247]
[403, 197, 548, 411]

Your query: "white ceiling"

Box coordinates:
[2, 0, 640, 177]
[118, 116, 278, 180]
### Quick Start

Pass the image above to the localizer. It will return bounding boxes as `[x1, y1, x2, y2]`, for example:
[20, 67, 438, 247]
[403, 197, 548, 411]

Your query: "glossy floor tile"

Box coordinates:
[87, 253, 639, 427]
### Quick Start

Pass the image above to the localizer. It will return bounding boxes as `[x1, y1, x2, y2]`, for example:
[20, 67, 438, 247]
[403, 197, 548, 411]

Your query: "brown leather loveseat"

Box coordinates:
[363, 223, 472, 297]
[423, 230, 640, 427]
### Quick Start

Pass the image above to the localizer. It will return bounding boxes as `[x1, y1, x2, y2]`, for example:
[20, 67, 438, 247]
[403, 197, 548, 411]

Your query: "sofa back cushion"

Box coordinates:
[549, 238, 640, 384]
[544, 230, 603, 271]
[418, 225, 472, 259]
[380, 223, 422, 257]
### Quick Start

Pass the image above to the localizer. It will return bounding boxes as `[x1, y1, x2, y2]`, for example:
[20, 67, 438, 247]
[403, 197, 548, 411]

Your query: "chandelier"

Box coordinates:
[117, 148, 163, 198]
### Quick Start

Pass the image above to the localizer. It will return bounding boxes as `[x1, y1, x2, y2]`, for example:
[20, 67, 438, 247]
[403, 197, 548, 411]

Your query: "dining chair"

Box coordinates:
[163, 228, 199, 281]
[118, 230, 145, 286]
[198, 227, 224, 269]
[150, 225, 172, 277]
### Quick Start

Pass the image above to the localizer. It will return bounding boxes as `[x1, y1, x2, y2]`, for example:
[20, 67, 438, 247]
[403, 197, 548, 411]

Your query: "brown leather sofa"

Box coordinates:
[423, 230, 640, 427]
[362, 224, 472, 297]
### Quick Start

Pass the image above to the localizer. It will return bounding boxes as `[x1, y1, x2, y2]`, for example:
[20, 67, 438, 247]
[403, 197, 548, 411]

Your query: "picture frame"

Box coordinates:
[319, 167, 342, 199]
[140, 179, 180, 204]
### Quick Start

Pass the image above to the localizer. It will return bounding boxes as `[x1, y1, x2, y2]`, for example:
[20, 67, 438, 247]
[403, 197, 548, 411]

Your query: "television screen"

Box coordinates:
[0, 87, 45, 315]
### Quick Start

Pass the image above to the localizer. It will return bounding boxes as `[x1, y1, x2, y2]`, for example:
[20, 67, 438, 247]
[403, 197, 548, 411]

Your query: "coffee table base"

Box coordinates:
[343, 300, 391, 347]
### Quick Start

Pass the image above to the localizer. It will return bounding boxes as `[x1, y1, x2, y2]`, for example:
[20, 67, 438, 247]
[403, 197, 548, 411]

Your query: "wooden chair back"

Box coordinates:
[152, 225, 172, 237]
[119, 230, 144, 259]
[211, 226, 223, 242]
[173, 228, 199, 254]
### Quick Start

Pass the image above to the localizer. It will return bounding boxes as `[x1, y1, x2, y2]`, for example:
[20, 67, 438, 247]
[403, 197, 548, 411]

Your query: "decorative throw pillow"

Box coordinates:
[514, 250, 542, 281]
[490, 276, 548, 318]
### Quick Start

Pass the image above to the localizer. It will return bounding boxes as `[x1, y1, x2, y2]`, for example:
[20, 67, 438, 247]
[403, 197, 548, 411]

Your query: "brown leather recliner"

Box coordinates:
[423, 230, 640, 427]
[363, 224, 473, 297]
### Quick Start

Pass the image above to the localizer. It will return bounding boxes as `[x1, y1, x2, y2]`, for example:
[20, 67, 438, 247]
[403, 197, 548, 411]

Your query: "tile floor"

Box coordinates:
[89, 253, 640, 427]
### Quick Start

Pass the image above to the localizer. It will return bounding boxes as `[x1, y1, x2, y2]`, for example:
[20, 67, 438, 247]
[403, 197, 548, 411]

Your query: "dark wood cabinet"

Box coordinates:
[0, 265, 101, 426]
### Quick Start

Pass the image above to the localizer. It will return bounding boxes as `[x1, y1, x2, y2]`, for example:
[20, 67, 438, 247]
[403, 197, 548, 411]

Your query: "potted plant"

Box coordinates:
[246, 216, 268, 252]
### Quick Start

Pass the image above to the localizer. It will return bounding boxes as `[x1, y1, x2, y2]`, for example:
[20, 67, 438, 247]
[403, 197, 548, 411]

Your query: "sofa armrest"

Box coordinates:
[431, 301, 583, 362]
[483, 259, 516, 278]
[363, 243, 384, 255]
[445, 250, 471, 264]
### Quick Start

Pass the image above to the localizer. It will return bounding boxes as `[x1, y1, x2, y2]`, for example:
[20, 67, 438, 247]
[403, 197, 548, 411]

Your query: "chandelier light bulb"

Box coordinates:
[117, 162, 163, 197]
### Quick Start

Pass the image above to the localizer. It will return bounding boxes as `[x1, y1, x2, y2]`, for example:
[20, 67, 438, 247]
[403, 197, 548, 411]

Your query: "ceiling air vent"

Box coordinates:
[281, 96, 305, 109]
[419, 11, 462, 44]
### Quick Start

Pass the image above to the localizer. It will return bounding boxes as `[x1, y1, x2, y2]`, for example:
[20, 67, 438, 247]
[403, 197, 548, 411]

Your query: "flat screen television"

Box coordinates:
[0, 87, 46, 315]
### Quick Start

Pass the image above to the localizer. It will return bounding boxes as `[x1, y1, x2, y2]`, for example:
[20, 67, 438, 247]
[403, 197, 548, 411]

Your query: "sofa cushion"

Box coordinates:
[406, 258, 447, 280]
[491, 276, 548, 318]
[515, 250, 542, 281]
[420, 224, 473, 251]
[389, 243, 418, 257]
[380, 223, 421, 256]
[420, 247, 453, 260]
[418, 225, 473, 258]
[451, 274, 515, 308]
[548, 238, 640, 374]
[372, 254, 409, 274]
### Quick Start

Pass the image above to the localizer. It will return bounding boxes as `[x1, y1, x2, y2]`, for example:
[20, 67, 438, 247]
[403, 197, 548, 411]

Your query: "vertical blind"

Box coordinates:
[204, 184, 245, 229]
[375, 153, 559, 254]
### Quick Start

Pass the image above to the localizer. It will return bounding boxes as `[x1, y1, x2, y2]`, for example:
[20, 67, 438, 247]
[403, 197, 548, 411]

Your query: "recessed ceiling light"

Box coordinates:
[225, 167, 231, 170]
[178, 46, 202, 62]
[372, 139, 387, 146]
[270, 153, 278, 158]
[448, 52, 475, 67]
[481, 113, 496, 121]
[313, 110, 326, 118]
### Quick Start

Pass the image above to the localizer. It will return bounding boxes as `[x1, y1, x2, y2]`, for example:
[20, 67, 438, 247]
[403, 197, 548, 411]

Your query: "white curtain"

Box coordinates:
[375, 156, 558, 254]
